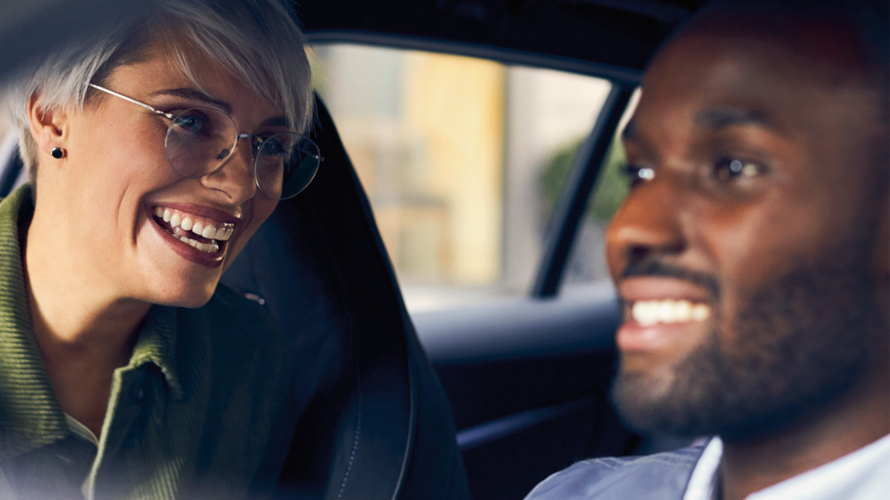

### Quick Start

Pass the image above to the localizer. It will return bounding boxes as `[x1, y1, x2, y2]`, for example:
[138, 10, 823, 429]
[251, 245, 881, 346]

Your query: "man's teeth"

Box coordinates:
[631, 300, 711, 326]
[154, 207, 234, 241]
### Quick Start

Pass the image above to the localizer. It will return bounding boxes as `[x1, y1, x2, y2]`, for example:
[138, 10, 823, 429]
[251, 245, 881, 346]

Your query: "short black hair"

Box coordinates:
[700, 0, 889, 77]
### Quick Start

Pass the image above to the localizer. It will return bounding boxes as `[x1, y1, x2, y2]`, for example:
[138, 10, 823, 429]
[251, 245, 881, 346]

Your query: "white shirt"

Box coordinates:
[65, 413, 100, 500]
[682, 434, 890, 500]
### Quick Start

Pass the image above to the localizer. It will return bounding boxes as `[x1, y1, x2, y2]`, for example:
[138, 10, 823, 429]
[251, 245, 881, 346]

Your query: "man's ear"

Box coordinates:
[26, 92, 69, 156]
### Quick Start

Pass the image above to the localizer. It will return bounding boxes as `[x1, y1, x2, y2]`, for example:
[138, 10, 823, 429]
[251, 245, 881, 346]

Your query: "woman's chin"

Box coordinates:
[146, 282, 218, 309]
[172, 293, 215, 309]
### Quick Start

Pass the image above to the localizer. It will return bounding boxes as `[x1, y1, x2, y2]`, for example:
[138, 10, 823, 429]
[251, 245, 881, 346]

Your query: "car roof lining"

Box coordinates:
[296, 0, 709, 73]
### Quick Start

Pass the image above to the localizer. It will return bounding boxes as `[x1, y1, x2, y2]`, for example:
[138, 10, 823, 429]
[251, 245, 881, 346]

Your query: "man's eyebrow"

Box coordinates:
[150, 88, 231, 114]
[695, 109, 774, 131]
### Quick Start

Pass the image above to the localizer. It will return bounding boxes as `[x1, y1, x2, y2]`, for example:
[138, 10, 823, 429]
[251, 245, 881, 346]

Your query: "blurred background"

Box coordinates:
[312, 44, 634, 312]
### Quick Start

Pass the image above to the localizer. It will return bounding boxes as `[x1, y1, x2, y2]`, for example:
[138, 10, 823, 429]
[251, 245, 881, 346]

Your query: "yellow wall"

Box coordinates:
[401, 53, 505, 284]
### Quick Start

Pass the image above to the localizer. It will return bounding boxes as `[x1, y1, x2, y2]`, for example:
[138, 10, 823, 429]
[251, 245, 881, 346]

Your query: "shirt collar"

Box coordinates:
[128, 305, 185, 401]
[683, 437, 723, 500]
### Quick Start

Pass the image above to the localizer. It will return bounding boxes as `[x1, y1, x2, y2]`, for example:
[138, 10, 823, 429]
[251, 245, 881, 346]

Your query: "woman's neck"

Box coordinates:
[24, 204, 151, 436]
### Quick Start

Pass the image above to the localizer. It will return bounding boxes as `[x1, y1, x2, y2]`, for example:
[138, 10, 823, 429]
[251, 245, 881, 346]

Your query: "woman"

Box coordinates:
[0, 0, 318, 498]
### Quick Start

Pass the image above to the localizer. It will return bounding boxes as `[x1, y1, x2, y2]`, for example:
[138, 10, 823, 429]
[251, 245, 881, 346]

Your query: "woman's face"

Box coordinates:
[35, 37, 283, 307]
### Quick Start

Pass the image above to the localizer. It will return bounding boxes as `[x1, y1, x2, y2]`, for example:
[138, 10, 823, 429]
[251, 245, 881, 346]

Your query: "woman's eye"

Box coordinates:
[171, 111, 211, 137]
[261, 137, 287, 155]
[621, 163, 655, 187]
[713, 158, 762, 181]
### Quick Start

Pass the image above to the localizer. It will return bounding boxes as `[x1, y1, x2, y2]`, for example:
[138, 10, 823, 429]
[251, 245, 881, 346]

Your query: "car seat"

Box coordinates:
[221, 96, 470, 500]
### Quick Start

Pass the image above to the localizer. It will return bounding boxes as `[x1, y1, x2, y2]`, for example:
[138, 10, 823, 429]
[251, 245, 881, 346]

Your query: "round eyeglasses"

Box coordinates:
[89, 84, 321, 200]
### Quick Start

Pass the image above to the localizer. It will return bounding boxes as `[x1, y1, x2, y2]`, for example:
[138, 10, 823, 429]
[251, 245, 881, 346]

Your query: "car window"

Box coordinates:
[311, 44, 614, 312]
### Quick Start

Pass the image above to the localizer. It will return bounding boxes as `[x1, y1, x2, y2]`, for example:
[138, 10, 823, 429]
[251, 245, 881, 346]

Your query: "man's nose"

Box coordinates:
[605, 172, 687, 276]
[201, 137, 257, 204]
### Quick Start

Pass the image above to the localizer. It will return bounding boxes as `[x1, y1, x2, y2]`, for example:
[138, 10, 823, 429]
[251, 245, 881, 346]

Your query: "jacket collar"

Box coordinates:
[129, 306, 185, 401]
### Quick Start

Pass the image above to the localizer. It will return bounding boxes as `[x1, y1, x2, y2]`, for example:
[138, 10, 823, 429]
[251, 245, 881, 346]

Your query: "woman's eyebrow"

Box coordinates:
[150, 88, 232, 114]
[261, 116, 289, 128]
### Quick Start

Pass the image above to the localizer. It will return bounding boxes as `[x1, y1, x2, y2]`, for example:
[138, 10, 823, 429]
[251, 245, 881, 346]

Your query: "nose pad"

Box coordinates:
[200, 137, 257, 202]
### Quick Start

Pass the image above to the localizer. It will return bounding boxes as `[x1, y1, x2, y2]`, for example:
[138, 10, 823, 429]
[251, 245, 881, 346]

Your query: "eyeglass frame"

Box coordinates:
[87, 83, 321, 200]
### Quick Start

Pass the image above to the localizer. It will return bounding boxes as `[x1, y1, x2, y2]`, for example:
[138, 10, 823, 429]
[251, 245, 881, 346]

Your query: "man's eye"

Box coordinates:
[713, 158, 761, 181]
[621, 163, 655, 187]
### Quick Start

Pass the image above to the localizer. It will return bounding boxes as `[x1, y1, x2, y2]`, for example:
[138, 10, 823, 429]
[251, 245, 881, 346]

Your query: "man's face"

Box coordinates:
[605, 16, 889, 439]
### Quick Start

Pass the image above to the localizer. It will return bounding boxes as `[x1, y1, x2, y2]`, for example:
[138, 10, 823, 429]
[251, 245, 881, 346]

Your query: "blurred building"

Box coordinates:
[312, 45, 613, 310]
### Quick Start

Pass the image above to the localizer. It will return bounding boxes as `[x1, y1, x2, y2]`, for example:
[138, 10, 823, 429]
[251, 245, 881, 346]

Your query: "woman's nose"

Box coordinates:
[200, 137, 257, 203]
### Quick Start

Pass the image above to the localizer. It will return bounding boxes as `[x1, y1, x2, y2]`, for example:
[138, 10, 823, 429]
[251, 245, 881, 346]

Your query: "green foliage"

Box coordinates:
[540, 134, 629, 222]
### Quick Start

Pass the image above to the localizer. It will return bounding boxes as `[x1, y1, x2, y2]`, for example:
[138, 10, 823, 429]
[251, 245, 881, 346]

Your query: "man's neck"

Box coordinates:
[718, 371, 890, 500]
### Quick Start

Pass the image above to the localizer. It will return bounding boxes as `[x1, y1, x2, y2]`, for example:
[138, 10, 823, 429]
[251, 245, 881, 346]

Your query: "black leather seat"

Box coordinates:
[222, 97, 470, 500]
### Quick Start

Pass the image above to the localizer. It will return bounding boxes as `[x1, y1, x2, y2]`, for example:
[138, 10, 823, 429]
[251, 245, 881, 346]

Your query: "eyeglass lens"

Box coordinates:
[163, 107, 320, 200]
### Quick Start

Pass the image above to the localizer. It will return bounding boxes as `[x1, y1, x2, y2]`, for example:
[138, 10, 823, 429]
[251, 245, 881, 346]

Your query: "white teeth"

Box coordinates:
[691, 304, 710, 321]
[631, 300, 711, 326]
[175, 234, 219, 253]
[217, 226, 233, 241]
[153, 206, 233, 246]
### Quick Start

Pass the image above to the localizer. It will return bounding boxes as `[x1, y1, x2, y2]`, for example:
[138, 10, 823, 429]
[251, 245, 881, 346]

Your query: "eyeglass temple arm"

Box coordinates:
[88, 84, 175, 119]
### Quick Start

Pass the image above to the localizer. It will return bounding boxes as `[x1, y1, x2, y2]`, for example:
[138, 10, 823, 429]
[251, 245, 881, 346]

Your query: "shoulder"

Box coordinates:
[524, 446, 704, 500]
[187, 284, 291, 378]
[202, 284, 283, 345]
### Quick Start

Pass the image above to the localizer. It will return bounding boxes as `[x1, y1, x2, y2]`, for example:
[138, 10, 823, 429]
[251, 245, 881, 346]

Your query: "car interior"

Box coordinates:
[0, 1, 710, 500]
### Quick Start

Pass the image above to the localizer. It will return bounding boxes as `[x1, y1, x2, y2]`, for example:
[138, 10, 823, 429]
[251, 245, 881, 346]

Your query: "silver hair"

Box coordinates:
[2, 0, 314, 182]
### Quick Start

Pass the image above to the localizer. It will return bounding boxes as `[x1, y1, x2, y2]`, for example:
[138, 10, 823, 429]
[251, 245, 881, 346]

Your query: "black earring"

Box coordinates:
[51, 147, 65, 159]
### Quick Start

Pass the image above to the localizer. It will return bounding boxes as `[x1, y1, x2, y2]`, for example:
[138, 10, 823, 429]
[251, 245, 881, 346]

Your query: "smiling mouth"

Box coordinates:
[151, 206, 235, 254]
[627, 299, 712, 326]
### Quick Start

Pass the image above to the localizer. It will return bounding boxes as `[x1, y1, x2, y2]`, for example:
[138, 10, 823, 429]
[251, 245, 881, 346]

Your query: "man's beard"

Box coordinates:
[610, 245, 885, 441]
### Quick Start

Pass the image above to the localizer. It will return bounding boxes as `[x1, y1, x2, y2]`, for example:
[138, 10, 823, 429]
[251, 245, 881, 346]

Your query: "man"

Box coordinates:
[525, 1, 889, 499]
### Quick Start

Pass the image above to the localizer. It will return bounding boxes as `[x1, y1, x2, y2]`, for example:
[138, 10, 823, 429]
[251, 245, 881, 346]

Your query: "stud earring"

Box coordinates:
[51, 147, 65, 159]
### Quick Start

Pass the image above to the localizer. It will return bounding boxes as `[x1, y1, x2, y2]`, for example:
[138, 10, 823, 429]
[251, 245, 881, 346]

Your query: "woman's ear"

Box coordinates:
[26, 92, 69, 157]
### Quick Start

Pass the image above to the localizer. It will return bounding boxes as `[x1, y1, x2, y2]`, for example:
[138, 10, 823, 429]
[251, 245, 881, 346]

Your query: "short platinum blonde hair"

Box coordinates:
[2, 0, 314, 184]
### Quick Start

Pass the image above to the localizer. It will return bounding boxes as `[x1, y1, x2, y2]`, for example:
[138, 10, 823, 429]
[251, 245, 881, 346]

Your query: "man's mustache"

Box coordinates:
[620, 259, 721, 302]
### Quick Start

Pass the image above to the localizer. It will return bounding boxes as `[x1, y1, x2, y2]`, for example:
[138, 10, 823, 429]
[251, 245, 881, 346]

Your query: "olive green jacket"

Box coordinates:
[0, 186, 296, 500]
